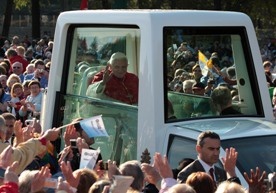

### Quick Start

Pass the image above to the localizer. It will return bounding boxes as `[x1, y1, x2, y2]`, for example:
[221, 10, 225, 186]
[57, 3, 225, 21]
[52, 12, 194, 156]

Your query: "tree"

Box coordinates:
[10, 0, 41, 39]
[31, 0, 40, 39]
[2, 0, 14, 38]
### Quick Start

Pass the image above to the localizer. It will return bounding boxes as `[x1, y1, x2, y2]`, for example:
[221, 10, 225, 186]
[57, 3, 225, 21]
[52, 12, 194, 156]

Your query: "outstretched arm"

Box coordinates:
[244, 167, 266, 193]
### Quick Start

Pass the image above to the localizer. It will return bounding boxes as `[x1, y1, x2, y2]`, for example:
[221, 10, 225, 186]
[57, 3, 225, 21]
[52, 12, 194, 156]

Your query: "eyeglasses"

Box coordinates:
[13, 66, 21, 69]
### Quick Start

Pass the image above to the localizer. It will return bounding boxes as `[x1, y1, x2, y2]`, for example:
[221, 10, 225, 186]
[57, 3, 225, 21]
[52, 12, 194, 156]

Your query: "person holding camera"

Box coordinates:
[18, 80, 42, 121]
[23, 59, 49, 89]
[62, 118, 102, 171]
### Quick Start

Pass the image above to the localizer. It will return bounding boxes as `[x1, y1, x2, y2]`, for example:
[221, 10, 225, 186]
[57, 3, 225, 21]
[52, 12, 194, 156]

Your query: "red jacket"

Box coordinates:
[92, 70, 139, 105]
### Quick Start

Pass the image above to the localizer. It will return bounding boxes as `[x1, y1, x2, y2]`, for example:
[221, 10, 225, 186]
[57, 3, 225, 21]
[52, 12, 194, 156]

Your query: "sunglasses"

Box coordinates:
[13, 66, 21, 69]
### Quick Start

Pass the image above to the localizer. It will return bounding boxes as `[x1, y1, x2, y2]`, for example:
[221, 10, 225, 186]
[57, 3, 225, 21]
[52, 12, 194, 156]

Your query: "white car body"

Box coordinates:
[41, 10, 276, 188]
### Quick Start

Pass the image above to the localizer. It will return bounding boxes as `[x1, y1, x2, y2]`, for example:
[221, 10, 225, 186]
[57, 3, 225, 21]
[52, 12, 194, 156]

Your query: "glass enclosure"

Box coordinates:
[164, 27, 262, 122]
[56, 25, 140, 164]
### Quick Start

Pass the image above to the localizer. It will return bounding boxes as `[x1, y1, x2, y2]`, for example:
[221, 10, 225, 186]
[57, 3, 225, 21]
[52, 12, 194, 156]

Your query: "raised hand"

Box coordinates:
[141, 162, 161, 186]
[244, 167, 266, 193]
[60, 161, 80, 188]
[4, 161, 19, 184]
[107, 160, 120, 180]
[0, 146, 14, 170]
[102, 65, 112, 84]
[153, 152, 173, 179]
[31, 166, 52, 193]
[41, 127, 60, 142]
[76, 137, 89, 154]
[221, 147, 238, 177]
[63, 124, 78, 146]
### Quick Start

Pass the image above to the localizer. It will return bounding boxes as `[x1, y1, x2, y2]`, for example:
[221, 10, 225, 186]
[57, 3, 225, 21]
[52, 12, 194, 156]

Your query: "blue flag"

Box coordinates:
[79, 115, 108, 138]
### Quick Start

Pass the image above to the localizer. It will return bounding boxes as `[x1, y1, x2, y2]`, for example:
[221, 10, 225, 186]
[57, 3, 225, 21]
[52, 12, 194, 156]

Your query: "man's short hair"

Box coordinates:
[34, 59, 45, 68]
[2, 112, 16, 121]
[263, 60, 272, 68]
[5, 49, 17, 57]
[183, 80, 195, 90]
[119, 160, 144, 191]
[108, 52, 128, 65]
[197, 131, 220, 146]
[210, 86, 232, 107]
[192, 64, 200, 72]
[28, 80, 41, 88]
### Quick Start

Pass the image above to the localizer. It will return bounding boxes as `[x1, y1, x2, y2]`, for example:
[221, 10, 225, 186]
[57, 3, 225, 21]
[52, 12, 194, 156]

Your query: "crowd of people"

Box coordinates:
[0, 34, 275, 193]
[167, 39, 276, 118]
[0, 35, 51, 123]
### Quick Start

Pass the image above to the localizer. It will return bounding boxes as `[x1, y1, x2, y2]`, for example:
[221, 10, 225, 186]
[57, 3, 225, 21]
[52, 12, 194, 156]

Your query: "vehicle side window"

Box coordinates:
[167, 135, 197, 168]
[167, 134, 224, 170]
[164, 27, 261, 122]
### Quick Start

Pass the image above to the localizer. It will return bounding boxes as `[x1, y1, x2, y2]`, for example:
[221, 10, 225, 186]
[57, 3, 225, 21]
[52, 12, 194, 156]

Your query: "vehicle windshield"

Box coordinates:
[222, 135, 276, 174]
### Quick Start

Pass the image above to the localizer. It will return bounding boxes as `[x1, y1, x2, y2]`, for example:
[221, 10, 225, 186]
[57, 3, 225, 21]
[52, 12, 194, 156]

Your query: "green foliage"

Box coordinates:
[14, 0, 30, 9]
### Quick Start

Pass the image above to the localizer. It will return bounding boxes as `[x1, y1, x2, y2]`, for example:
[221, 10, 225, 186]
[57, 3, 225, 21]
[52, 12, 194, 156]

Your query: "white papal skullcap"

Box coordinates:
[108, 52, 128, 65]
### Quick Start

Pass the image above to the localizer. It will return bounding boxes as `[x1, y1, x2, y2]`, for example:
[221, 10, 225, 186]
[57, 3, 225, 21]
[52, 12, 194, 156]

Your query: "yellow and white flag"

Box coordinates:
[198, 50, 210, 76]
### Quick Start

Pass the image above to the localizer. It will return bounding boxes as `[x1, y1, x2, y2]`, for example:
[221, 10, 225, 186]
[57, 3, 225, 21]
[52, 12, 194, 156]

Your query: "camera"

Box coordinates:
[99, 161, 108, 170]
[208, 79, 215, 85]
[264, 173, 276, 192]
[70, 139, 79, 155]
[25, 119, 34, 126]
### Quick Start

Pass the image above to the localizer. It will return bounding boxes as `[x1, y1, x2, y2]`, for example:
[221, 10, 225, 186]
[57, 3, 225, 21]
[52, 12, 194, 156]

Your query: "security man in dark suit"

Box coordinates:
[177, 131, 240, 185]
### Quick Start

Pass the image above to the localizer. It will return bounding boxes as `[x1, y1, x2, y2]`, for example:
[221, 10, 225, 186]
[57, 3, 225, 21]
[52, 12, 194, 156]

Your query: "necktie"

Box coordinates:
[209, 168, 215, 181]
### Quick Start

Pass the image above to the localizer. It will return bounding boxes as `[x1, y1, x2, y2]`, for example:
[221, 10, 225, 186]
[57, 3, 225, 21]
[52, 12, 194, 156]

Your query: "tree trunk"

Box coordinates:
[102, 0, 110, 9]
[32, 0, 41, 40]
[112, 0, 127, 9]
[152, 0, 162, 9]
[214, 0, 221, 10]
[171, 0, 176, 9]
[2, 0, 14, 38]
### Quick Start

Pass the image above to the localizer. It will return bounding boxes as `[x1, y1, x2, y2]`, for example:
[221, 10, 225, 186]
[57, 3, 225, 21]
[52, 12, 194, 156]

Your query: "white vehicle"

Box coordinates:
[42, 10, 276, 187]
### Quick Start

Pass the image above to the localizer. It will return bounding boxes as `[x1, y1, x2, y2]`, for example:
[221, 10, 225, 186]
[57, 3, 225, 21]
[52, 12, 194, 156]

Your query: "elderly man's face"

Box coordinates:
[110, 60, 128, 78]
[12, 62, 23, 75]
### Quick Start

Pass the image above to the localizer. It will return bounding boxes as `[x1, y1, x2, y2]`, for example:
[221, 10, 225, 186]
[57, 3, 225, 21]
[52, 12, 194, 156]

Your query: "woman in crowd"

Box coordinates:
[8, 82, 25, 119]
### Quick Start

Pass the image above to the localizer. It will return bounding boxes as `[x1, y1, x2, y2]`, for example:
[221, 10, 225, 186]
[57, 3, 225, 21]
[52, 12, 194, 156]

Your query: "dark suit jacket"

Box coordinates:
[177, 159, 227, 183]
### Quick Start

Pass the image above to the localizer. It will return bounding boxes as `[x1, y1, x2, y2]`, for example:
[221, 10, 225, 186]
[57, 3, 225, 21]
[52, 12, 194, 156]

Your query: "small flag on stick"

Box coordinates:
[198, 50, 209, 76]
[79, 115, 108, 138]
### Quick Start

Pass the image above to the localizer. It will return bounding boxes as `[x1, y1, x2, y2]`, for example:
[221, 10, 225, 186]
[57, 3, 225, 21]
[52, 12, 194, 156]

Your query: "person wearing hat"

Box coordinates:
[87, 52, 138, 105]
